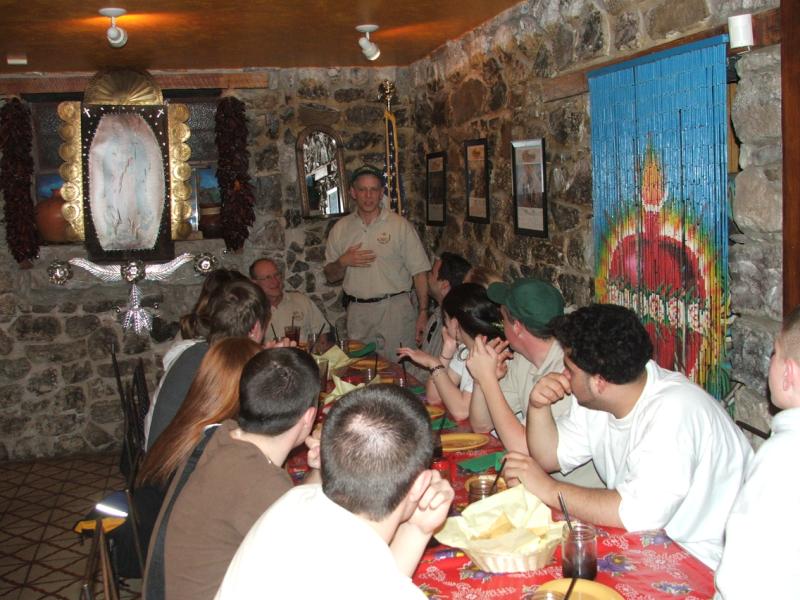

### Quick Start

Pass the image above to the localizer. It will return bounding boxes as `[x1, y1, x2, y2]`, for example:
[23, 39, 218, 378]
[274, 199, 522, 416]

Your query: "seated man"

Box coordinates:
[215, 384, 454, 599]
[250, 257, 328, 344]
[143, 348, 321, 600]
[715, 307, 800, 598]
[146, 278, 269, 449]
[467, 278, 601, 487]
[507, 304, 752, 569]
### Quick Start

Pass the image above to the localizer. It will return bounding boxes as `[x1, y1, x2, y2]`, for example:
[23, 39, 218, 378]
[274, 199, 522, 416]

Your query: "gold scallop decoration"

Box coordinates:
[83, 69, 163, 105]
[56, 101, 84, 241]
[168, 103, 192, 240]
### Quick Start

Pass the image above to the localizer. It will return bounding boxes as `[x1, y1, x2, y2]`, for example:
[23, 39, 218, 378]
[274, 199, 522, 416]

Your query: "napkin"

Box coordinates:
[458, 451, 506, 473]
[406, 384, 425, 395]
[430, 417, 457, 430]
[318, 345, 353, 371]
[323, 373, 365, 404]
[347, 342, 376, 358]
[435, 485, 564, 555]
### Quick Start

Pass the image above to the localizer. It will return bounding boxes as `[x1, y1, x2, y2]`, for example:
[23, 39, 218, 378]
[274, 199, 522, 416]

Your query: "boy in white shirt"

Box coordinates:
[715, 306, 800, 598]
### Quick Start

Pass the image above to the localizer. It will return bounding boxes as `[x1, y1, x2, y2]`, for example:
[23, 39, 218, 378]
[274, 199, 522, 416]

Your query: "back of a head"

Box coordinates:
[180, 269, 248, 339]
[138, 336, 261, 487]
[464, 266, 503, 289]
[552, 303, 652, 384]
[438, 252, 472, 289]
[207, 279, 269, 342]
[237, 347, 320, 435]
[442, 283, 504, 340]
[321, 384, 433, 521]
[781, 305, 800, 362]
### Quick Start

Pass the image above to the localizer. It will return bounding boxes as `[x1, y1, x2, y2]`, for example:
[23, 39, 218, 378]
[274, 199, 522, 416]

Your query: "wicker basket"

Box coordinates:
[465, 537, 560, 573]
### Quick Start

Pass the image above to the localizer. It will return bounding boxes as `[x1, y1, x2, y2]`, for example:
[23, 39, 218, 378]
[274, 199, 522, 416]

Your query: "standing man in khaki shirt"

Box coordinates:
[324, 165, 431, 357]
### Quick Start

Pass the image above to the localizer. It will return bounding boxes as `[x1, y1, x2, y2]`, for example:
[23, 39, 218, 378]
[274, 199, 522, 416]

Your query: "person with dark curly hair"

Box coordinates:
[504, 303, 752, 570]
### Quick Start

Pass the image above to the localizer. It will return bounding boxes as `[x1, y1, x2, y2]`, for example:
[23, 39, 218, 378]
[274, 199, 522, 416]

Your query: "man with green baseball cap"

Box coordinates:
[467, 277, 602, 487]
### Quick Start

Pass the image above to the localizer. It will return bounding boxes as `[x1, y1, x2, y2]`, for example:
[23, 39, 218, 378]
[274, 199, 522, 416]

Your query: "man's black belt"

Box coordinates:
[344, 290, 409, 304]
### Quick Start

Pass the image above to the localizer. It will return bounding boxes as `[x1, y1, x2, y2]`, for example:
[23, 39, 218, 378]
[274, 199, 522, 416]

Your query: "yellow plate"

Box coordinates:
[440, 433, 489, 452]
[426, 405, 445, 420]
[537, 579, 623, 600]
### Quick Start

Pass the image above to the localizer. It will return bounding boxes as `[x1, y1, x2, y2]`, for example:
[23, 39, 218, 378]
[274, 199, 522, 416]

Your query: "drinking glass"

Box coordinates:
[284, 325, 300, 344]
[561, 522, 597, 580]
[314, 357, 329, 390]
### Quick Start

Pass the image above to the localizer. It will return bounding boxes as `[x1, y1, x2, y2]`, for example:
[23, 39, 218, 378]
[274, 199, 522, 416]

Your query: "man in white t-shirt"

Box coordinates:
[506, 304, 752, 569]
[250, 257, 328, 344]
[715, 306, 800, 598]
[215, 384, 454, 600]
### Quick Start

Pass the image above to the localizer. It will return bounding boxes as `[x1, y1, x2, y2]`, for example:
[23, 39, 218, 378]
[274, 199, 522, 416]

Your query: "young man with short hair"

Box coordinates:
[714, 307, 800, 598]
[144, 348, 320, 600]
[215, 384, 454, 599]
[146, 278, 270, 449]
[507, 304, 752, 569]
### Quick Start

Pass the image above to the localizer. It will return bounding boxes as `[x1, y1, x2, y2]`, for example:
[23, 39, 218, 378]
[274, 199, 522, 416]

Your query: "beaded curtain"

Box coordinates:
[589, 36, 730, 398]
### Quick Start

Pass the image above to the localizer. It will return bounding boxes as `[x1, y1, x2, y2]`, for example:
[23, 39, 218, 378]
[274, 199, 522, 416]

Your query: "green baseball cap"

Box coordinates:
[487, 278, 564, 332]
[350, 164, 385, 186]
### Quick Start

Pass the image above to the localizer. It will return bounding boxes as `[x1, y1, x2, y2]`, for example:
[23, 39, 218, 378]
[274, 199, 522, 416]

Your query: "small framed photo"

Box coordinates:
[464, 139, 489, 224]
[426, 152, 446, 226]
[511, 139, 547, 237]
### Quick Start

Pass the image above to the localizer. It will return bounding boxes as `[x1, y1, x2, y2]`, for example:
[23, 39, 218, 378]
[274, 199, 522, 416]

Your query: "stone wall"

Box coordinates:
[728, 45, 783, 445]
[0, 66, 402, 460]
[0, 0, 784, 459]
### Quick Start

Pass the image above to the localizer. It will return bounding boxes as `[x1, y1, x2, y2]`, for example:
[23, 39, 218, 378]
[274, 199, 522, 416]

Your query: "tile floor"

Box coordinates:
[0, 453, 141, 600]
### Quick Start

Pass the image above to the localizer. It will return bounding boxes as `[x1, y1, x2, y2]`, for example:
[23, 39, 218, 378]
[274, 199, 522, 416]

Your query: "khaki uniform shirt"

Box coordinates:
[268, 291, 326, 342]
[500, 341, 604, 488]
[325, 207, 430, 299]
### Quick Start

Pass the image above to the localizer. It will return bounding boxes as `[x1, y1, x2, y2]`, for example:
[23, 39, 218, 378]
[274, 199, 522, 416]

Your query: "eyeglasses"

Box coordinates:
[253, 273, 281, 281]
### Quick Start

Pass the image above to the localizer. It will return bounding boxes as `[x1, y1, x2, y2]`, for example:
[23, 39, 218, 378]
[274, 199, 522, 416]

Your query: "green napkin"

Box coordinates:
[457, 451, 506, 473]
[348, 342, 376, 358]
[430, 417, 457, 430]
[407, 385, 425, 395]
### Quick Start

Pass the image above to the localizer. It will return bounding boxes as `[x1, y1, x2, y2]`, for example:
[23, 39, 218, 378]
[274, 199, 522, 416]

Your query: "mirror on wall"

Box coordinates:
[296, 126, 347, 218]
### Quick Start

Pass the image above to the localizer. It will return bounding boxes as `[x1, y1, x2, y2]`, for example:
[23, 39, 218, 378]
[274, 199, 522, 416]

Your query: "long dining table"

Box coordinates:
[288, 352, 716, 600]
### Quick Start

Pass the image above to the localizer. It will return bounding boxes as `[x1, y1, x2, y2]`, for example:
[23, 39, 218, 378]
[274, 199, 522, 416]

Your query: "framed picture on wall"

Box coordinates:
[464, 139, 489, 224]
[426, 152, 446, 226]
[511, 138, 547, 237]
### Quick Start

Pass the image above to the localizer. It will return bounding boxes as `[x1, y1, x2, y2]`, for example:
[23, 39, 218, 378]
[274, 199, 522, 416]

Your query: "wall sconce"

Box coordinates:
[356, 24, 381, 61]
[728, 14, 753, 51]
[99, 7, 128, 48]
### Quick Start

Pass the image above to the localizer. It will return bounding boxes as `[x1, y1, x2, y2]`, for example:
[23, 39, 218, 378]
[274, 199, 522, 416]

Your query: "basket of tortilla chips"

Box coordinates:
[435, 484, 564, 573]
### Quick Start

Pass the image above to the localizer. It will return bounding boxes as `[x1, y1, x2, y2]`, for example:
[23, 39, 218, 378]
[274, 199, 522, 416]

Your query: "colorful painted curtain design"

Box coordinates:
[588, 36, 730, 398]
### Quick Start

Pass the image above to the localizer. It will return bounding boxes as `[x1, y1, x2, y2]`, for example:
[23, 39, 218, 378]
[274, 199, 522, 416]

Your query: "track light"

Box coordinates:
[356, 24, 380, 61]
[99, 8, 128, 48]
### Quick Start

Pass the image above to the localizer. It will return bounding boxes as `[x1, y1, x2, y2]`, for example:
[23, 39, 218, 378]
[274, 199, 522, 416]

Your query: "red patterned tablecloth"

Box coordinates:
[413, 444, 714, 600]
[288, 366, 715, 600]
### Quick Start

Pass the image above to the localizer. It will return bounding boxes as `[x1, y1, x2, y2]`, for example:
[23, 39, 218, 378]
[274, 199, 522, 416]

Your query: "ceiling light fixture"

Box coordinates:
[356, 24, 381, 61]
[99, 7, 128, 48]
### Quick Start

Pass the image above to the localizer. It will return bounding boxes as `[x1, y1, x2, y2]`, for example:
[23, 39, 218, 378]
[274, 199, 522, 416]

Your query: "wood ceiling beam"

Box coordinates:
[0, 72, 269, 97]
[543, 8, 781, 103]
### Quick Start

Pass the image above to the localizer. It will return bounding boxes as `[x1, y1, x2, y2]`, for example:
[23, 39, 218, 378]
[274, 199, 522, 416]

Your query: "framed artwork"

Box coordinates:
[511, 138, 548, 237]
[79, 105, 174, 261]
[464, 139, 489, 223]
[426, 152, 446, 226]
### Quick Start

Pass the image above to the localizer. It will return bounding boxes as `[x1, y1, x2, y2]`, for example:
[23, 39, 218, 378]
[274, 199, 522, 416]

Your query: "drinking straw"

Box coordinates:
[564, 577, 578, 600]
[312, 323, 326, 353]
[271, 324, 278, 341]
[558, 492, 574, 533]
[401, 359, 407, 382]
[490, 457, 506, 494]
